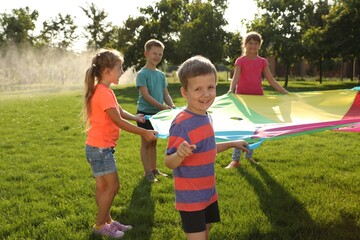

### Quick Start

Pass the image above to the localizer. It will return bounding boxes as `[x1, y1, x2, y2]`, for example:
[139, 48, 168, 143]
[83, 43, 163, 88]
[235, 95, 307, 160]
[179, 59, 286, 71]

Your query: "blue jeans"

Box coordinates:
[86, 145, 117, 177]
[232, 148, 254, 162]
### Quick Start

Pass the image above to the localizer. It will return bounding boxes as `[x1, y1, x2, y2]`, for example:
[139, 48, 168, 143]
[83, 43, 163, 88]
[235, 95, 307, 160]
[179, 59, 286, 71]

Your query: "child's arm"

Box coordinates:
[165, 141, 197, 169]
[163, 88, 176, 108]
[216, 140, 249, 154]
[263, 66, 288, 94]
[228, 65, 241, 93]
[119, 107, 146, 123]
[139, 86, 171, 110]
[106, 107, 157, 142]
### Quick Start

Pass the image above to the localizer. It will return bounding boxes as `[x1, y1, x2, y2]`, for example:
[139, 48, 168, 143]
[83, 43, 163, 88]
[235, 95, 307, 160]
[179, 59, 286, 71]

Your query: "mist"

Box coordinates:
[0, 45, 137, 94]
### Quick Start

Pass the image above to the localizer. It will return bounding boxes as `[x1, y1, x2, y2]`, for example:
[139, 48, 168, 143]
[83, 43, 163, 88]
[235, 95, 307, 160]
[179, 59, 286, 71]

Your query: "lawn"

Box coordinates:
[0, 80, 359, 240]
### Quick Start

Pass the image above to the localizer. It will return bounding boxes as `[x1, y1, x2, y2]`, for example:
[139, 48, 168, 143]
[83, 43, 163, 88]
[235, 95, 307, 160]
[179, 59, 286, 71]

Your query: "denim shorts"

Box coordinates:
[86, 145, 117, 177]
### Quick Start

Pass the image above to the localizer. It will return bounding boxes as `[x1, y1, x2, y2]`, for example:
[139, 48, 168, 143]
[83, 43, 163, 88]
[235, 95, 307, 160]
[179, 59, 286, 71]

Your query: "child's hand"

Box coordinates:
[164, 105, 175, 110]
[134, 114, 146, 123]
[176, 141, 197, 158]
[143, 130, 158, 142]
[235, 140, 250, 154]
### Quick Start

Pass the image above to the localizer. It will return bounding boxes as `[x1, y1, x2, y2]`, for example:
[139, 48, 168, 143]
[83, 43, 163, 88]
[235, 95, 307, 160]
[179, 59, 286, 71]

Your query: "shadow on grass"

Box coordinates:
[88, 178, 155, 240]
[117, 178, 155, 240]
[237, 165, 360, 240]
[239, 165, 317, 239]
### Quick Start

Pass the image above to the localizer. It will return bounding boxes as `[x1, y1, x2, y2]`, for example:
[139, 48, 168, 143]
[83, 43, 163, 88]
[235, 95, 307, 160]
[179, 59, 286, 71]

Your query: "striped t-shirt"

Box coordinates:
[166, 110, 218, 212]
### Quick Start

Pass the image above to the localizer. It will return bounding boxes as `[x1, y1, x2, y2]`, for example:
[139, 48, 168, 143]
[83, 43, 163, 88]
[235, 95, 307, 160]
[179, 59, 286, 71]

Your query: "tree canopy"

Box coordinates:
[0, 0, 359, 81]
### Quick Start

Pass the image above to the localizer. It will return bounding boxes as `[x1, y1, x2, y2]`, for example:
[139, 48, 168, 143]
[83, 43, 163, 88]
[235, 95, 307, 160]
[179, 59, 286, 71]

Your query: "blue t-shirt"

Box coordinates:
[136, 67, 168, 113]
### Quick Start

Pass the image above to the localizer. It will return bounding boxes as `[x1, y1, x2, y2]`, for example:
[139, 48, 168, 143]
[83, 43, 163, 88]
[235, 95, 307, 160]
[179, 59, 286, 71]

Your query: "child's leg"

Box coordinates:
[149, 139, 157, 171]
[225, 148, 241, 168]
[140, 136, 157, 173]
[185, 224, 210, 240]
[181, 201, 219, 240]
[95, 172, 119, 226]
[186, 231, 207, 240]
[246, 149, 259, 164]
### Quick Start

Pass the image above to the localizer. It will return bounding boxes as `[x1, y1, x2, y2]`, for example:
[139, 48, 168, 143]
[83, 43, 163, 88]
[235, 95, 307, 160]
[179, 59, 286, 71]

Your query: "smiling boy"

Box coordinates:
[165, 56, 249, 240]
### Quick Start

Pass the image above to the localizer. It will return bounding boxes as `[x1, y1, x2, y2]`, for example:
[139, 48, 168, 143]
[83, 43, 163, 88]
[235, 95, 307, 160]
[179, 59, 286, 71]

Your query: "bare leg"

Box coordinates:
[140, 136, 157, 173]
[149, 139, 157, 171]
[95, 172, 119, 226]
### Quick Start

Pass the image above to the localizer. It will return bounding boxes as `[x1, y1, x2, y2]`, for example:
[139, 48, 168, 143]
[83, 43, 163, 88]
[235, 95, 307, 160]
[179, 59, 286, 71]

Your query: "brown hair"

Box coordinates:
[144, 39, 165, 51]
[177, 55, 217, 90]
[242, 31, 263, 53]
[82, 49, 123, 130]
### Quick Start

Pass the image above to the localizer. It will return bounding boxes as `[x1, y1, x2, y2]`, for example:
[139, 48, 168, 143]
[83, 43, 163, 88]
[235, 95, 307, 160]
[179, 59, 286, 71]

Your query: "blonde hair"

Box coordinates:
[144, 39, 165, 51]
[242, 31, 263, 54]
[177, 55, 217, 90]
[82, 49, 124, 130]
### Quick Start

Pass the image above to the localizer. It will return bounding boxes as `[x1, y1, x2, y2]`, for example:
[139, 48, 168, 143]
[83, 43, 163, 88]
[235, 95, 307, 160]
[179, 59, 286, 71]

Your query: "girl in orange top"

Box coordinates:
[83, 49, 157, 238]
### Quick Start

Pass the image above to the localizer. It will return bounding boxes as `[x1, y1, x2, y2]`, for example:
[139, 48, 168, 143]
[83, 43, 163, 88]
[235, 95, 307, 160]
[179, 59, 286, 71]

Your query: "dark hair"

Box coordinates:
[242, 31, 263, 54]
[177, 55, 217, 90]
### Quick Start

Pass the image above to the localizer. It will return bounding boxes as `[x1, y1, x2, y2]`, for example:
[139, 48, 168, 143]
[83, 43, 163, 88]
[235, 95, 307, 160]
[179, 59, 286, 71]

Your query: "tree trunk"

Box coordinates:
[284, 64, 289, 87]
[352, 57, 356, 81]
[319, 57, 323, 84]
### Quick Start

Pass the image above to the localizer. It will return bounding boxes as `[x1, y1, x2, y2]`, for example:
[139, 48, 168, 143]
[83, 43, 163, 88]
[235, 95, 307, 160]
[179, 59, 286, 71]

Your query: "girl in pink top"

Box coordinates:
[226, 32, 288, 168]
[83, 49, 157, 238]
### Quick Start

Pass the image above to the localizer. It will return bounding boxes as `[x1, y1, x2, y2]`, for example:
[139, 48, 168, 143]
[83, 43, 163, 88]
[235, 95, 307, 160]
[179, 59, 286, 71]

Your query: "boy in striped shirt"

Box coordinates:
[165, 56, 249, 240]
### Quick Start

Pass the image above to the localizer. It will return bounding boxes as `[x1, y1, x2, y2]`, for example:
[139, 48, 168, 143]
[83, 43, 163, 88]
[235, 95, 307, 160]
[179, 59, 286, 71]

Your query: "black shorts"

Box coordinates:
[179, 201, 220, 233]
[136, 110, 156, 130]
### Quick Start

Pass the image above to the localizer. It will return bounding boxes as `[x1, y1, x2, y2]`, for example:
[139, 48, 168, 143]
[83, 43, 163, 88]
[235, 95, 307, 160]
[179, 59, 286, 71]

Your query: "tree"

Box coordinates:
[38, 14, 78, 50]
[116, 16, 147, 69]
[250, 0, 306, 87]
[176, 0, 228, 64]
[0, 7, 38, 46]
[223, 31, 242, 75]
[117, 0, 187, 69]
[81, 3, 116, 50]
[302, 0, 331, 83]
[324, 0, 360, 81]
[118, 0, 229, 69]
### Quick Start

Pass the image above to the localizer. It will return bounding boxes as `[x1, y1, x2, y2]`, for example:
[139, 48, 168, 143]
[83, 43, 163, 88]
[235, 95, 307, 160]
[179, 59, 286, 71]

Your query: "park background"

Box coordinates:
[0, 0, 359, 92]
[1, 0, 359, 239]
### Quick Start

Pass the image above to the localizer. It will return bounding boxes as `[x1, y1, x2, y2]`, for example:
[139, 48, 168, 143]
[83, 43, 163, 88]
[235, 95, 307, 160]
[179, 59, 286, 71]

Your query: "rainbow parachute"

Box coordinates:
[149, 88, 360, 149]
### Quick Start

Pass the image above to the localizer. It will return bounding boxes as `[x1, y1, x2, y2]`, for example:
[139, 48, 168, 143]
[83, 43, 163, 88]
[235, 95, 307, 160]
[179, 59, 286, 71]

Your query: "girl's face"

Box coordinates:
[245, 39, 261, 55]
[181, 74, 216, 115]
[108, 61, 124, 85]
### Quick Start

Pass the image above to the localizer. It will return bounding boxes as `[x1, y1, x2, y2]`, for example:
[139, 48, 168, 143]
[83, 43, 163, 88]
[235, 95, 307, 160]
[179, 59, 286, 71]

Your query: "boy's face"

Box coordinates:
[144, 46, 164, 67]
[181, 73, 216, 115]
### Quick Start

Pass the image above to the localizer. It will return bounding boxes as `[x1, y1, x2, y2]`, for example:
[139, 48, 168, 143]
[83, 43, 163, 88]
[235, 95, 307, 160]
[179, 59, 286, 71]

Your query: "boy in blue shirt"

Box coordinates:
[136, 39, 176, 182]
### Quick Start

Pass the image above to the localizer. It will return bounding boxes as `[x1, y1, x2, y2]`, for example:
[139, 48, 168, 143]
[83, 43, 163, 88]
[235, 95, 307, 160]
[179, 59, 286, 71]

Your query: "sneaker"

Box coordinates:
[152, 169, 169, 177]
[225, 160, 240, 169]
[110, 221, 133, 232]
[145, 171, 158, 182]
[93, 223, 124, 238]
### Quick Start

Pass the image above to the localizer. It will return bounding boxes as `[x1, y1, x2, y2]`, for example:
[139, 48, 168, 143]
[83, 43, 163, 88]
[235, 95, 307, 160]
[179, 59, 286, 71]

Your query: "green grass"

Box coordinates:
[0, 80, 359, 240]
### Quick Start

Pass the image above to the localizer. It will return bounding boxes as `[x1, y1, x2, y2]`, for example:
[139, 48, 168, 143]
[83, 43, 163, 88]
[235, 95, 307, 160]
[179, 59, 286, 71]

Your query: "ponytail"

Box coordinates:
[82, 49, 124, 131]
